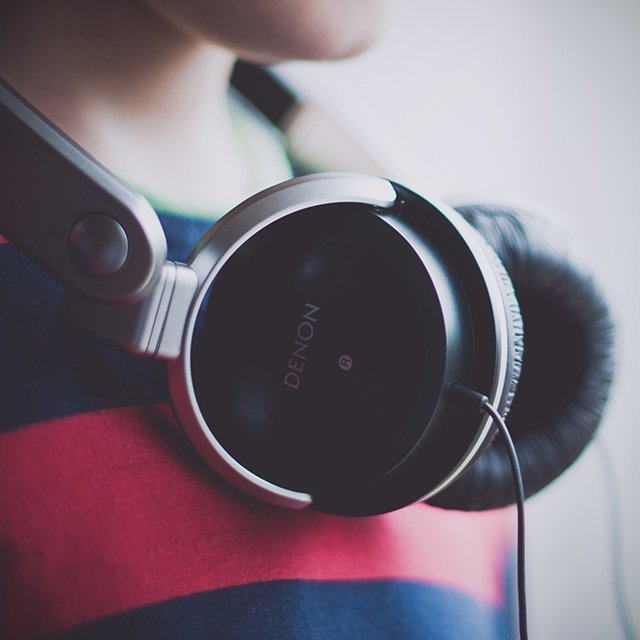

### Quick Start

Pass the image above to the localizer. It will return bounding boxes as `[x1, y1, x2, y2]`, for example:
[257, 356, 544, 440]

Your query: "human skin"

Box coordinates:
[0, 0, 387, 212]
[142, 0, 387, 62]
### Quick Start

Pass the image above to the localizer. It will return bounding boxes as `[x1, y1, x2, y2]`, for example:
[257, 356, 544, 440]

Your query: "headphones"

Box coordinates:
[0, 65, 616, 517]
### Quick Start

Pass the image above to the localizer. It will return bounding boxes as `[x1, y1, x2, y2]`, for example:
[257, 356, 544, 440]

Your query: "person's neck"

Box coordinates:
[0, 0, 251, 215]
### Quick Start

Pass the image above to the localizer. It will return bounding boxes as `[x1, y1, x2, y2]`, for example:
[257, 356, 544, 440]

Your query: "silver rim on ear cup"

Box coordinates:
[168, 174, 515, 515]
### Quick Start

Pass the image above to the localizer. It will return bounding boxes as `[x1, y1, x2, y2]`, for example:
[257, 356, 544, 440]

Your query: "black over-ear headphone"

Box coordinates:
[0, 66, 615, 517]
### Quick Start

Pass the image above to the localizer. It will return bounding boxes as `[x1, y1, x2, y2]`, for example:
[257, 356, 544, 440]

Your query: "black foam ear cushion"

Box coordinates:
[428, 204, 616, 510]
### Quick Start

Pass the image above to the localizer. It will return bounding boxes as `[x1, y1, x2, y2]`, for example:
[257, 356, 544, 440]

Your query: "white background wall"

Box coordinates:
[281, 1, 640, 637]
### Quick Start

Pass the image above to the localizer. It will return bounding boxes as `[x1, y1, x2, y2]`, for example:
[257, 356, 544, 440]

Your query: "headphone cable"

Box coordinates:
[448, 385, 528, 640]
[481, 400, 528, 640]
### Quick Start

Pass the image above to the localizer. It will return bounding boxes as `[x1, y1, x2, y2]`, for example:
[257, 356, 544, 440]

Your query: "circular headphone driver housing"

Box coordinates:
[168, 174, 519, 516]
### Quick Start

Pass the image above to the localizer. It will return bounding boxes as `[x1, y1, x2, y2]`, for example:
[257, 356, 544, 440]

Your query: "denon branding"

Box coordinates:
[283, 302, 320, 391]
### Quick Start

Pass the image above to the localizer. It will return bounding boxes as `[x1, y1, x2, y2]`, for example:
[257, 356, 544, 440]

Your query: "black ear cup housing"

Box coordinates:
[428, 204, 616, 510]
[186, 181, 526, 515]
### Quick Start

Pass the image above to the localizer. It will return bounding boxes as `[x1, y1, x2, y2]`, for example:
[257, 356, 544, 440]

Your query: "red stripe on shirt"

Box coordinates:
[0, 404, 513, 639]
[0, 234, 8, 244]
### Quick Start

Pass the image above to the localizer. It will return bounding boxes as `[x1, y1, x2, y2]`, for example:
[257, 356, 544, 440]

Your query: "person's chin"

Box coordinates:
[146, 0, 388, 63]
[234, 16, 387, 64]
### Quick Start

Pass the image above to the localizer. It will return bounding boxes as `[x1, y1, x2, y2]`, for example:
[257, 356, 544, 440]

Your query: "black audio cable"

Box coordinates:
[482, 400, 528, 640]
[449, 385, 528, 640]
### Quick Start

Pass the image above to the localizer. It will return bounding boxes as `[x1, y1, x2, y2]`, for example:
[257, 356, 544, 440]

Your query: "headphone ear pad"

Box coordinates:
[428, 204, 616, 510]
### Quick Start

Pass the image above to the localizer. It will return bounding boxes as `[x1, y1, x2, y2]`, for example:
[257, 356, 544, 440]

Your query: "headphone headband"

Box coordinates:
[0, 79, 166, 303]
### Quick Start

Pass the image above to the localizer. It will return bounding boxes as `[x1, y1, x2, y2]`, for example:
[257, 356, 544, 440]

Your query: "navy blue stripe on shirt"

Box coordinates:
[156, 210, 214, 263]
[46, 579, 513, 640]
[0, 212, 213, 434]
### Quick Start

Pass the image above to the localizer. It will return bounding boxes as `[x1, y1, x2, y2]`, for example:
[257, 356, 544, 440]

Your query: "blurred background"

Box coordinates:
[279, 1, 640, 638]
